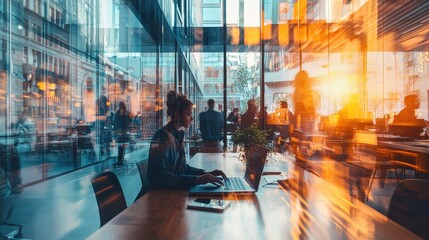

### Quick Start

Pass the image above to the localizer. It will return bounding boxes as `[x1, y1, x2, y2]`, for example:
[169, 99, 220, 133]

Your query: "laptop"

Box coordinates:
[390, 119, 427, 137]
[189, 145, 269, 196]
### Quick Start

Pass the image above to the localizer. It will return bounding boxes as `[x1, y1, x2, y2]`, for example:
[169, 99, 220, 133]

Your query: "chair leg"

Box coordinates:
[394, 169, 399, 183]
[365, 168, 377, 202]
[380, 169, 386, 188]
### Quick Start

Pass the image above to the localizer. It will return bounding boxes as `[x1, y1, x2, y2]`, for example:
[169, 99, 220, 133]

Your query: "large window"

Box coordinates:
[0, 0, 203, 189]
[2, 1, 429, 237]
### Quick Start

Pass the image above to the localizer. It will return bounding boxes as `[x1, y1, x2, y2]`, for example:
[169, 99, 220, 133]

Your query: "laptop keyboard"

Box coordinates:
[225, 177, 247, 190]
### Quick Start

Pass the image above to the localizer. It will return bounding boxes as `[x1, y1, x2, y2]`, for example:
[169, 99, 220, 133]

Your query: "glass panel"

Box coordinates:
[0, 0, 170, 186]
[260, 0, 429, 209]
[3, 0, 429, 236]
[226, 0, 261, 153]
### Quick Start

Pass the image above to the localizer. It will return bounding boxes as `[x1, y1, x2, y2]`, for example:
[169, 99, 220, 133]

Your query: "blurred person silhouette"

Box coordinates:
[276, 101, 295, 142]
[338, 94, 364, 120]
[133, 111, 143, 137]
[335, 93, 365, 136]
[393, 94, 420, 124]
[148, 91, 228, 189]
[113, 101, 131, 167]
[96, 87, 110, 154]
[96, 87, 109, 118]
[293, 70, 316, 134]
[334, 94, 365, 159]
[227, 108, 240, 124]
[241, 99, 259, 129]
[14, 113, 32, 139]
[199, 99, 224, 152]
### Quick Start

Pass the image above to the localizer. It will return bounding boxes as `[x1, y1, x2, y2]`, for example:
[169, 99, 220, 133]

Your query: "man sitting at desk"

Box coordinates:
[272, 101, 295, 142]
[227, 108, 240, 124]
[393, 94, 420, 124]
[241, 99, 259, 129]
[391, 94, 426, 137]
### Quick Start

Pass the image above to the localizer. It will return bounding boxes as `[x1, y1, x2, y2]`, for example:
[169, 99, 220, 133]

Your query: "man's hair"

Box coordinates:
[207, 99, 215, 108]
[247, 99, 255, 107]
[404, 94, 418, 105]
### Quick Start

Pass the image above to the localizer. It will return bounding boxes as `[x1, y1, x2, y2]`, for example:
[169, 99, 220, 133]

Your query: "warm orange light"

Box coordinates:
[308, 23, 327, 43]
[278, 23, 289, 45]
[293, 25, 308, 43]
[48, 83, 56, 90]
[293, 0, 307, 21]
[244, 28, 260, 46]
[37, 82, 46, 91]
[263, 23, 271, 41]
[230, 27, 240, 45]
[48, 91, 55, 98]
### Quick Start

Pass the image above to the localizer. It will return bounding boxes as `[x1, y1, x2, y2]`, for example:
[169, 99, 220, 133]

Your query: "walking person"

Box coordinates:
[199, 99, 224, 152]
[113, 101, 131, 167]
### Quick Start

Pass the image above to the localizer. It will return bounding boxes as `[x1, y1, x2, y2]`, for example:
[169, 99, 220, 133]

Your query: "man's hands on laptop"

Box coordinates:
[208, 170, 228, 180]
[195, 170, 228, 187]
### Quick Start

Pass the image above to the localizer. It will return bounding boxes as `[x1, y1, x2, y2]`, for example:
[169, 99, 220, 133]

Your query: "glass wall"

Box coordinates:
[260, 0, 428, 136]
[259, 0, 429, 206]
[2, 0, 429, 226]
[0, 0, 203, 189]
[183, 0, 429, 218]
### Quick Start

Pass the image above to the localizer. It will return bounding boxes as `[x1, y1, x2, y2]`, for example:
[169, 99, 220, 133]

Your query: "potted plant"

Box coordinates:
[233, 124, 269, 159]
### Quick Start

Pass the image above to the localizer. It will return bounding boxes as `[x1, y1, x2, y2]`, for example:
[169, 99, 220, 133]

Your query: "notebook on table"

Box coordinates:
[262, 174, 288, 185]
[189, 145, 269, 196]
[262, 166, 282, 175]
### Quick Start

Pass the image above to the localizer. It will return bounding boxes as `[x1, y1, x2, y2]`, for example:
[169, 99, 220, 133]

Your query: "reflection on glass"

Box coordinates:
[0, 0, 429, 237]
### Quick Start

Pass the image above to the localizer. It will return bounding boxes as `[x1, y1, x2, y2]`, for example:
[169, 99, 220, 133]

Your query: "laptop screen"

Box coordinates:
[244, 145, 269, 191]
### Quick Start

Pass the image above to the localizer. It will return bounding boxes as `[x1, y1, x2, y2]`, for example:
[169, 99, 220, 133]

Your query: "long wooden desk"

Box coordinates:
[87, 153, 421, 239]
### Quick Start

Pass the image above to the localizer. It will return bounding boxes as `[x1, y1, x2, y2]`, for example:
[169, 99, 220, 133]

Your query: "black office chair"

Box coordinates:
[91, 171, 127, 227]
[134, 160, 150, 202]
[387, 179, 429, 239]
[0, 168, 22, 239]
[366, 148, 418, 202]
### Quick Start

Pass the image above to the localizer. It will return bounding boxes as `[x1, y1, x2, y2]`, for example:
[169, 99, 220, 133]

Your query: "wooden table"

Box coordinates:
[87, 153, 421, 240]
[380, 140, 429, 178]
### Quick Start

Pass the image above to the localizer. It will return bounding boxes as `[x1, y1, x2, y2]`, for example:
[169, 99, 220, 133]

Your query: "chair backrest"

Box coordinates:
[0, 167, 13, 224]
[91, 171, 126, 227]
[134, 160, 150, 202]
[387, 179, 429, 238]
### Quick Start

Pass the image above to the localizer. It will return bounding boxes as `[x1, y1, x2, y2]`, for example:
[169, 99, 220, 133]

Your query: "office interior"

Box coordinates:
[1, 0, 429, 239]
